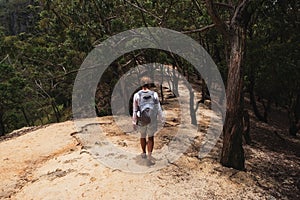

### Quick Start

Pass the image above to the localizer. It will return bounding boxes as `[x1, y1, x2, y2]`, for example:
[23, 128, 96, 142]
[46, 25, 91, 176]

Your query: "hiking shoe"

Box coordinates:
[146, 158, 155, 166]
[141, 153, 147, 159]
[147, 155, 156, 161]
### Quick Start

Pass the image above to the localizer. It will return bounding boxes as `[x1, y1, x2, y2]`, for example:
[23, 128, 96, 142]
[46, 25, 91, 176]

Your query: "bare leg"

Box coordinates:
[140, 138, 147, 154]
[147, 136, 154, 156]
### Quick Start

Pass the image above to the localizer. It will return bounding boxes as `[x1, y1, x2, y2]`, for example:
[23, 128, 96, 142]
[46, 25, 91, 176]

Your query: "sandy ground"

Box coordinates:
[0, 118, 272, 200]
[1, 112, 300, 199]
[1, 82, 299, 199]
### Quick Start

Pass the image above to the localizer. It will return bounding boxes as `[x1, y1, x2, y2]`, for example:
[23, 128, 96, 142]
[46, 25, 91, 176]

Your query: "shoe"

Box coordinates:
[147, 158, 155, 166]
[141, 153, 147, 159]
[147, 155, 156, 161]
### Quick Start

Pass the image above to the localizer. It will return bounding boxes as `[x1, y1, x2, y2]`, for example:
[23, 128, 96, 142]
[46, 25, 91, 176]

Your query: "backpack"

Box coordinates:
[137, 90, 158, 126]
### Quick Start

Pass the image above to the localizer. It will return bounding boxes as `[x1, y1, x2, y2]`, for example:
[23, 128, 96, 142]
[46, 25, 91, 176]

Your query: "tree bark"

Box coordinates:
[288, 92, 300, 136]
[248, 70, 267, 122]
[172, 65, 179, 96]
[262, 98, 271, 121]
[249, 90, 268, 123]
[0, 111, 5, 136]
[200, 79, 210, 103]
[21, 106, 32, 126]
[189, 88, 197, 126]
[220, 26, 246, 170]
[51, 100, 60, 123]
[160, 84, 164, 104]
[243, 110, 251, 144]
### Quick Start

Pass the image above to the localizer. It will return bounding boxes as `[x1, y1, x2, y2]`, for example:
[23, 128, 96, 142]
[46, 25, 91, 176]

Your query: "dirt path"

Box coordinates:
[1, 80, 299, 199]
[0, 119, 272, 200]
[0, 121, 78, 199]
[1, 115, 299, 199]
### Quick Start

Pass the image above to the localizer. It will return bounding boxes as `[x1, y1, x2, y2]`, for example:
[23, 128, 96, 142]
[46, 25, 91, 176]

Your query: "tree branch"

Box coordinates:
[214, 2, 234, 9]
[121, 51, 145, 68]
[227, 0, 233, 6]
[51, 8, 68, 28]
[204, 0, 230, 39]
[159, 0, 176, 26]
[124, 0, 161, 21]
[92, 0, 111, 35]
[0, 54, 12, 65]
[105, 16, 117, 21]
[231, 0, 250, 26]
[191, 0, 203, 15]
[181, 24, 215, 34]
[134, 0, 149, 27]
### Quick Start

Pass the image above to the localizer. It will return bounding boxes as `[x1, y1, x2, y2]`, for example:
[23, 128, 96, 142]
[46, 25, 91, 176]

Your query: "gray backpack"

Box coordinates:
[137, 90, 158, 126]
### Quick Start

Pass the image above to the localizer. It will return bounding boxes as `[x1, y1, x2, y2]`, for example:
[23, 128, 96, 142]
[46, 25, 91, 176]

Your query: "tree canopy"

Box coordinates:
[0, 0, 299, 170]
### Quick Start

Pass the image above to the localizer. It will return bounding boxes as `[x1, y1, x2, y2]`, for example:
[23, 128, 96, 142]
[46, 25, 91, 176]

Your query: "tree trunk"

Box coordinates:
[288, 92, 300, 136]
[21, 107, 32, 126]
[119, 77, 128, 115]
[51, 101, 60, 123]
[0, 111, 5, 136]
[160, 84, 164, 104]
[172, 65, 179, 96]
[221, 26, 246, 170]
[200, 79, 210, 103]
[248, 75, 267, 122]
[243, 110, 251, 145]
[189, 88, 197, 126]
[262, 99, 271, 121]
[160, 64, 165, 104]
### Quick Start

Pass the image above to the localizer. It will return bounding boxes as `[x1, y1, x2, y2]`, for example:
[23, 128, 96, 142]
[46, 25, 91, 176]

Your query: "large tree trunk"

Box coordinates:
[221, 26, 246, 170]
[202, 0, 252, 170]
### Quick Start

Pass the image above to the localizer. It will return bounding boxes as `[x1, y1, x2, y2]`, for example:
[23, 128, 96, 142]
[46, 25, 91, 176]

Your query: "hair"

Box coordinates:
[140, 76, 152, 89]
[142, 83, 151, 89]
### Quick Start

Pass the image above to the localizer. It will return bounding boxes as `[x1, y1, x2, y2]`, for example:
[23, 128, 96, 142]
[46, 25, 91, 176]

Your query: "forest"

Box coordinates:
[0, 0, 299, 171]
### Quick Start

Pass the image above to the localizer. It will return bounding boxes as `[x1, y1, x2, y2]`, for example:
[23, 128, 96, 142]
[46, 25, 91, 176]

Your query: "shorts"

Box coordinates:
[138, 122, 157, 138]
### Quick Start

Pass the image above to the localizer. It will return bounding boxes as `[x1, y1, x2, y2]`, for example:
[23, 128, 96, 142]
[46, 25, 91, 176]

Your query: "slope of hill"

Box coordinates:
[0, 117, 263, 200]
[1, 105, 299, 199]
[1, 81, 299, 199]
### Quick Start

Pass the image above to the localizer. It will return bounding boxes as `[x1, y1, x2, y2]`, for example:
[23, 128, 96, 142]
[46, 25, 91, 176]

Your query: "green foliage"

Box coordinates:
[245, 0, 299, 106]
[0, 63, 27, 133]
[0, 0, 298, 135]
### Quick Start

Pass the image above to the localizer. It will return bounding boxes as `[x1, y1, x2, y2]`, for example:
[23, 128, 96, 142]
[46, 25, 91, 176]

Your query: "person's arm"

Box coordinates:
[132, 93, 139, 125]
